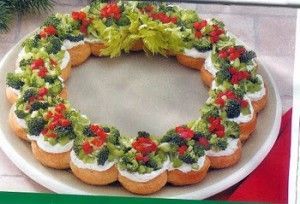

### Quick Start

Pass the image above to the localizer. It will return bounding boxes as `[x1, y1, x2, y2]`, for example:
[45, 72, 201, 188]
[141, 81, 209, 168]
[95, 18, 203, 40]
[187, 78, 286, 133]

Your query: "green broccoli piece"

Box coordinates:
[161, 130, 186, 146]
[45, 36, 62, 54]
[14, 109, 28, 119]
[224, 120, 240, 139]
[104, 18, 114, 27]
[234, 87, 246, 99]
[30, 102, 49, 113]
[22, 35, 40, 49]
[137, 131, 150, 138]
[107, 127, 120, 145]
[201, 104, 219, 120]
[116, 15, 130, 27]
[216, 139, 228, 150]
[54, 125, 76, 139]
[27, 117, 46, 136]
[240, 50, 256, 63]
[146, 156, 162, 170]
[43, 15, 61, 27]
[193, 143, 205, 157]
[19, 58, 33, 68]
[103, 126, 110, 133]
[211, 18, 225, 28]
[225, 100, 241, 118]
[97, 146, 109, 165]
[82, 125, 95, 137]
[6, 73, 24, 90]
[194, 38, 212, 52]
[44, 75, 57, 84]
[120, 152, 140, 172]
[22, 88, 37, 102]
[73, 142, 81, 155]
[159, 4, 176, 13]
[65, 34, 84, 42]
[179, 152, 197, 164]
[215, 69, 231, 85]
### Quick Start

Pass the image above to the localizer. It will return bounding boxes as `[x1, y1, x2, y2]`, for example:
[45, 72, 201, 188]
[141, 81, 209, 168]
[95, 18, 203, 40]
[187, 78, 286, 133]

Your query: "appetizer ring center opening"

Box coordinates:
[67, 53, 205, 135]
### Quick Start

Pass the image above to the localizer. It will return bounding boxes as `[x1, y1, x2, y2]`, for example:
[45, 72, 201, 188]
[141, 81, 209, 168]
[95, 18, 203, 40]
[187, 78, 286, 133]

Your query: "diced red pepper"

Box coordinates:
[31, 59, 44, 69]
[82, 141, 93, 154]
[59, 118, 71, 127]
[91, 137, 104, 147]
[38, 87, 48, 96]
[177, 145, 188, 156]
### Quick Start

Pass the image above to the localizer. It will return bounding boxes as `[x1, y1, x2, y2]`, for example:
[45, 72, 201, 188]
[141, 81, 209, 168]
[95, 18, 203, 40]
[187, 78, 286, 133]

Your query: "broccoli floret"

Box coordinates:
[146, 156, 162, 170]
[43, 15, 61, 27]
[45, 36, 62, 54]
[82, 125, 95, 137]
[19, 58, 33, 68]
[240, 50, 256, 63]
[215, 69, 231, 85]
[249, 76, 259, 84]
[103, 126, 110, 133]
[194, 39, 212, 52]
[104, 18, 114, 27]
[201, 104, 219, 119]
[225, 100, 241, 118]
[224, 120, 240, 138]
[97, 146, 109, 165]
[22, 88, 37, 102]
[73, 142, 81, 155]
[27, 117, 46, 136]
[120, 153, 139, 172]
[159, 4, 176, 13]
[137, 131, 150, 138]
[107, 127, 120, 145]
[216, 139, 228, 150]
[54, 125, 76, 139]
[234, 87, 246, 99]
[193, 143, 205, 157]
[6, 73, 24, 90]
[161, 130, 186, 146]
[211, 18, 225, 28]
[116, 15, 130, 26]
[44, 75, 57, 84]
[137, 2, 154, 9]
[65, 34, 84, 42]
[14, 109, 28, 119]
[30, 102, 49, 112]
[179, 152, 197, 164]
[22, 35, 40, 49]
[192, 131, 208, 141]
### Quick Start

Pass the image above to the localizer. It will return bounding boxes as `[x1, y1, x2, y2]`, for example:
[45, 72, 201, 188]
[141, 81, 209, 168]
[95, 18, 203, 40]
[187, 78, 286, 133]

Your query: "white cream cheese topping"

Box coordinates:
[206, 138, 239, 157]
[228, 97, 254, 124]
[204, 52, 218, 77]
[36, 136, 73, 153]
[11, 104, 26, 129]
[184, 48, 209, 59]
[60, 50, 70, 70]
[70, 150, 115, 172]
[245, 74, 266, 101]
[118, 159, 169, 183]
[168, 156, 206, 173]
[62, 40, 85, 50]
[84, 37, 102, 43]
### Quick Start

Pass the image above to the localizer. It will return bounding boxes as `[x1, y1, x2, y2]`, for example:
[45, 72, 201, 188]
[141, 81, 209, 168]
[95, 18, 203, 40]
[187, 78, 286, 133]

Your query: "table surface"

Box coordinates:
[0, 0, 296, 198]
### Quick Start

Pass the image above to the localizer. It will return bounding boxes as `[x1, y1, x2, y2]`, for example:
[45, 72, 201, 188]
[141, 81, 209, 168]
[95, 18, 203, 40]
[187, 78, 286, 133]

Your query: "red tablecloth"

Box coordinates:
[228, 109, 292, 203]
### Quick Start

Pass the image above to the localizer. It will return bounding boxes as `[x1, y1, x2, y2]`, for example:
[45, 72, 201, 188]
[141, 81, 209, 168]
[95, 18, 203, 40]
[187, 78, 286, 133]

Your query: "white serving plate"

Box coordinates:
[0, 34, 282, 199]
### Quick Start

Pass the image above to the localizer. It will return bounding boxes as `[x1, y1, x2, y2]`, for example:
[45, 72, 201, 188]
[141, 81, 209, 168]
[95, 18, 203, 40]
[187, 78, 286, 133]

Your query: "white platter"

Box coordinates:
[0, 34, 282, 199]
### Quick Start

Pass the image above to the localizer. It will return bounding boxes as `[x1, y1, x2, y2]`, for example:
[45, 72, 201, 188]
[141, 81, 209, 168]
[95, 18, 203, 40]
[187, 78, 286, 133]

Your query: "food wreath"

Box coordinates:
[5, 1, 267, 195]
